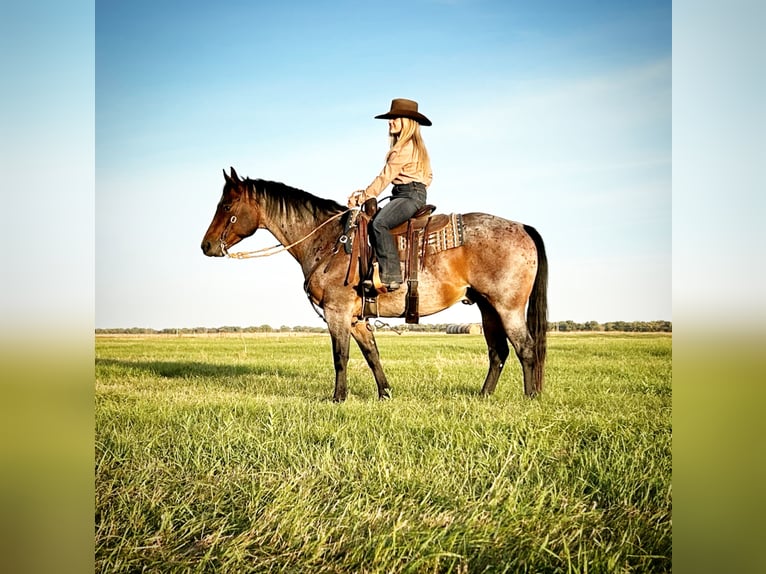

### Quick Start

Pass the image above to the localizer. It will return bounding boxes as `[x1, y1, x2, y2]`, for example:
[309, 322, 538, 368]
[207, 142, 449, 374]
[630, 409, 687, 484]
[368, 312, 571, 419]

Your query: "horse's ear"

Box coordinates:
[230, 166, 240, 182]
[223, 168, 231, 183]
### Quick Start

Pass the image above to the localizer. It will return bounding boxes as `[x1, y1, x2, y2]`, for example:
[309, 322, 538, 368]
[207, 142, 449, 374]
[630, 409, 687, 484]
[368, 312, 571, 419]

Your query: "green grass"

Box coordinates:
[96, 332, 671, 573]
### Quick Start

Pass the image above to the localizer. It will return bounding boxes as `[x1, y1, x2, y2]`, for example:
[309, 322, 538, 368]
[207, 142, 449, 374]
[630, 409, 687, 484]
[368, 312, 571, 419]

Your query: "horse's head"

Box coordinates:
[201, 167, 261, 257]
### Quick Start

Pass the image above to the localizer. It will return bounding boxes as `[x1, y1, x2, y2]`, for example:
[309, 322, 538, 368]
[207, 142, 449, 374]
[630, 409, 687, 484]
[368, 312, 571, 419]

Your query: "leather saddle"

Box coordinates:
[346, 198, 455, 323]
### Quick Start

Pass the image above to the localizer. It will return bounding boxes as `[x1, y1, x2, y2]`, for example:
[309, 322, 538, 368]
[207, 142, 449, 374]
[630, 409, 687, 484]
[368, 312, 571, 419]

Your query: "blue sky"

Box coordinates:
[95, 0, 671, 329]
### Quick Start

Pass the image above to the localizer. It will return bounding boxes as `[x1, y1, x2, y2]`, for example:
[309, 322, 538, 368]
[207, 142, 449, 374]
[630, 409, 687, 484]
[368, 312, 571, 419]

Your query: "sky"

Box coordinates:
[94, 0, 672, 329]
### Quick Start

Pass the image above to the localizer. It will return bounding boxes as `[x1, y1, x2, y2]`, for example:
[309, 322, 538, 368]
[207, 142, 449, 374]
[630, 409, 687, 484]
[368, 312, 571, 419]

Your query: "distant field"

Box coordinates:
[95, 332, 671, 573]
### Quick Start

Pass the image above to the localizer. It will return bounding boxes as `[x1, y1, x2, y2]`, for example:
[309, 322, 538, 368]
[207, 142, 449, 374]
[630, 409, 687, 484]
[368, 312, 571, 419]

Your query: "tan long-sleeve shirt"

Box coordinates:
[364, 141, 433, 198]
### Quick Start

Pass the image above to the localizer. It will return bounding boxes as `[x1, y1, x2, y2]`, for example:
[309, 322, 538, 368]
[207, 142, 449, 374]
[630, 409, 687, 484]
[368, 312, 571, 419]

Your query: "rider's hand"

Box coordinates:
[347, 190, 366, 208]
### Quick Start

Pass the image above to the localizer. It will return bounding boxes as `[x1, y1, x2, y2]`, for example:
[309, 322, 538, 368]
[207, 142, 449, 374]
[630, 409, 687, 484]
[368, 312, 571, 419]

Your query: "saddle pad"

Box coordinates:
[396, 213, 464, 258]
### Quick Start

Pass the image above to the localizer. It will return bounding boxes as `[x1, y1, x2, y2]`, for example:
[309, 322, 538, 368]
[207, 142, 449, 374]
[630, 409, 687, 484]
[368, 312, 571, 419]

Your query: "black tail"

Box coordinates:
[523, 225, 548, 394]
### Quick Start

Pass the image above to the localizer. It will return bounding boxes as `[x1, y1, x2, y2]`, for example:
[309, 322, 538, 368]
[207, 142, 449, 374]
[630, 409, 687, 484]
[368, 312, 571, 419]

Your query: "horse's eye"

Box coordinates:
[222, 204, 232, 212]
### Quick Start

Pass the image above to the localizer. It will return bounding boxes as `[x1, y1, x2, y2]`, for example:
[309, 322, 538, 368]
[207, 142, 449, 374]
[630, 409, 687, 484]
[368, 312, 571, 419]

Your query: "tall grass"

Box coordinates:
[96, 333, 671, 573]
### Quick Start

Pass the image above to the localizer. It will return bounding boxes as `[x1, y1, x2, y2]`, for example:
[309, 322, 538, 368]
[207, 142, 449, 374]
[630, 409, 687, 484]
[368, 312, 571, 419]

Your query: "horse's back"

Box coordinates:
[461, 212, 538, 254]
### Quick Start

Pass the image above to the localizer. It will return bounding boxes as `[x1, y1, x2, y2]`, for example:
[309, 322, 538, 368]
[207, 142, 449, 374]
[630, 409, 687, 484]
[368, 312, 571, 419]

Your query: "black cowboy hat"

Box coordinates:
[374, 98, 432, 126]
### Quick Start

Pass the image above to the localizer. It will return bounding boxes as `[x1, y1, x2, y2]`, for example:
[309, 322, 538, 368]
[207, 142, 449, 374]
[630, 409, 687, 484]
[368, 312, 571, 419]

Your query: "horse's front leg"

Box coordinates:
[351, 320, 391, 400]
[324, 309, 355, 402]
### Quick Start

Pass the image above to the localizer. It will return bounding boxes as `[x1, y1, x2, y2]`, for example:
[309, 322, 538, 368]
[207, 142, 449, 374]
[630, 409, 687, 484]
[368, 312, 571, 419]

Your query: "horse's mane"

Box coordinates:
[246, 178, 345, 224]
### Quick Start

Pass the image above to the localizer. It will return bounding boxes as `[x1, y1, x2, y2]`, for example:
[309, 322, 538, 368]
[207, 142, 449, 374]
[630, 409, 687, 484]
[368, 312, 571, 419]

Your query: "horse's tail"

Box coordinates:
[524, 225, 548, 394]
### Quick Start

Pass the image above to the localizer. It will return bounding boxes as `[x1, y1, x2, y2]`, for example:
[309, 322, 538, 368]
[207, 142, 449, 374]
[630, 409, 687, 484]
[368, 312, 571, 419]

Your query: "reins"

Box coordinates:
[223, 205, 353, 259]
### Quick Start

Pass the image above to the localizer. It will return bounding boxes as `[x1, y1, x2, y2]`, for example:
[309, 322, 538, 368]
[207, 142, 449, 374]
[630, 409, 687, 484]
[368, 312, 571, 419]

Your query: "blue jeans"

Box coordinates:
[370, 182, 427, 284]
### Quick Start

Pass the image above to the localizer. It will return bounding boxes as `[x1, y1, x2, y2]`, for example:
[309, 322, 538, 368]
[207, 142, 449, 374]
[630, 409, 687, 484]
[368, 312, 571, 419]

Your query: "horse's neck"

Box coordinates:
[256, 189, 339, 268]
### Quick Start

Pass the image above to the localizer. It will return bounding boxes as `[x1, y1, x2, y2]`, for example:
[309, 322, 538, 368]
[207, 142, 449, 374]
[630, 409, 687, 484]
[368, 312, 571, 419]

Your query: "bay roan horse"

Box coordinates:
[201, 167, 548, 402]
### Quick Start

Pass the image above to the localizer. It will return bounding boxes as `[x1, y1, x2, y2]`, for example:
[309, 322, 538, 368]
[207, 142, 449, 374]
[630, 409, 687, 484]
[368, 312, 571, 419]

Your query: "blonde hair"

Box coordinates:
[388, 117, 431, 176]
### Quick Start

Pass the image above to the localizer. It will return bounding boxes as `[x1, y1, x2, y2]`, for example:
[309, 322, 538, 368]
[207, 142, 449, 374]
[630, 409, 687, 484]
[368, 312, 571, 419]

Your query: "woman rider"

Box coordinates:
[347, 98, 433, 291]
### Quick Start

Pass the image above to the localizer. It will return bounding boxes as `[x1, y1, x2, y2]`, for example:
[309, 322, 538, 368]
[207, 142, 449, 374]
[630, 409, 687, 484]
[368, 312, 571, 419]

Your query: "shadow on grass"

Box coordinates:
[97, 357, 344, 402]
[95, 358, 313, 386]
[95, 358, 390, 401]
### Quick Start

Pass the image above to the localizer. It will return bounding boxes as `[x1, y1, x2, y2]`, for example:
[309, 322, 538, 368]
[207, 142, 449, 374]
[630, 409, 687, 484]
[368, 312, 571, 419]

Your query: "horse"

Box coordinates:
[201, 167, 548, 402]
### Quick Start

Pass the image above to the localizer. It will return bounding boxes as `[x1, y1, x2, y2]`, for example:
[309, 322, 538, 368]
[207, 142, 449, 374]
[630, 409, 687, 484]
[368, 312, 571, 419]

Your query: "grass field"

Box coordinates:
[95, 332, 671, 573]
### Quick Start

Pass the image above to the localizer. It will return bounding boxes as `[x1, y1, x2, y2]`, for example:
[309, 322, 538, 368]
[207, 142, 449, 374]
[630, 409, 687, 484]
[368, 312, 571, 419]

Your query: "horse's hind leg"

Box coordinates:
[477, 296, 538, 397]
[351, 320, 391, 400]
[503, 313, 538, 397]
[477, 297, 510, 396]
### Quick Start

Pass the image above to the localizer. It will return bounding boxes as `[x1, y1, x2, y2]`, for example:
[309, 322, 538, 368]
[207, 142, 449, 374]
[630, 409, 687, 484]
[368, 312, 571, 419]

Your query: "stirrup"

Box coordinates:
[370, 263, 386, 294]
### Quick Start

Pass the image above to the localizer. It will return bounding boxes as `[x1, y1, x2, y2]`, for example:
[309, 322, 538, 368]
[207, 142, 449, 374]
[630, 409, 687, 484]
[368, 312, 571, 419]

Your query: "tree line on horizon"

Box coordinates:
[96, 319, 671, 335]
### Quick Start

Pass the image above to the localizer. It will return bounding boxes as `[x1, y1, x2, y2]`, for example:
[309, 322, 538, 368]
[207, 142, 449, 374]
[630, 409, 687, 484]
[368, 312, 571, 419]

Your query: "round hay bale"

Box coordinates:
[446, 323, 482, 334]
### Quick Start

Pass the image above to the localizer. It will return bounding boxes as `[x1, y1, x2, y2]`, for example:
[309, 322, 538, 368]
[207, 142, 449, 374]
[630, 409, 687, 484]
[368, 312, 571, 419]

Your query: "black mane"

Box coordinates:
[246, 178, 345, 223]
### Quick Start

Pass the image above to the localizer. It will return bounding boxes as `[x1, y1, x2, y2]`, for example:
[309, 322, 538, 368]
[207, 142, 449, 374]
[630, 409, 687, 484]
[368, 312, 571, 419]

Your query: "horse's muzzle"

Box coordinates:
[201, 239, 225, 257]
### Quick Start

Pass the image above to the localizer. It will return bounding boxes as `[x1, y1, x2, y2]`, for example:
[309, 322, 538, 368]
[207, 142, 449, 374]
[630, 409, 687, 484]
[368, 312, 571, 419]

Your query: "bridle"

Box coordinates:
[217, 186, 248, 256]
